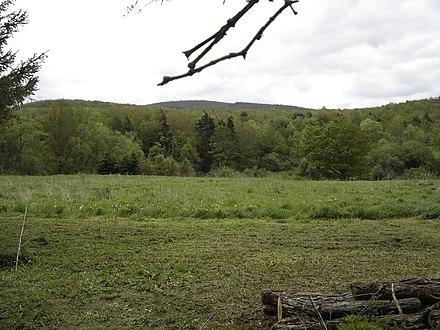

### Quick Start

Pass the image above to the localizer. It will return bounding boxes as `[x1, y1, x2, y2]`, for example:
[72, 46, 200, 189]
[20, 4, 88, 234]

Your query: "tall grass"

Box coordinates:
[1, 175, 439, 221]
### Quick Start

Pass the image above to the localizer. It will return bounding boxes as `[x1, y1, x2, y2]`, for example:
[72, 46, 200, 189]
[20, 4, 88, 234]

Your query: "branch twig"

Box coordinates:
[198, 314, 213, 330]
[125, 0, 166, 16]
[277, 295, 283, 321]
[15, 206, 28, 271]
[309, 295, 329, 330]
[183, 0, 260, 69]
[391, 283, 404, 317]
[158, 0, 299, 86]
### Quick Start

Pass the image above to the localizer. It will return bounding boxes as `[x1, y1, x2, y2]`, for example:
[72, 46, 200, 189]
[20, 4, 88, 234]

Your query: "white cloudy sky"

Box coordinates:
[9, 0, 440, 109]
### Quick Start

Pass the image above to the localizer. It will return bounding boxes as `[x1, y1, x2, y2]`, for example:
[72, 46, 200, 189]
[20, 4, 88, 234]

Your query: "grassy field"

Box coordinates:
[1, 175, 440, 221]
[1, 176, 440, 329]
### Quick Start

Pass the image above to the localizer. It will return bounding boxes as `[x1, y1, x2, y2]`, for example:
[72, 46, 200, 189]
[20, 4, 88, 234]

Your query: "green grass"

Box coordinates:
[1, 176, 440, 329]
[337, 316, 386, 330]
[1, 175, 440, 221]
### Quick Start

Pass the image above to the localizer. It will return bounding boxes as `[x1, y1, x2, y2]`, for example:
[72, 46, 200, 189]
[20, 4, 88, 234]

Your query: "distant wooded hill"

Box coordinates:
[147, 100, 309, 111]
[5, 97, 440, 179]
[22, 99, 310, 111]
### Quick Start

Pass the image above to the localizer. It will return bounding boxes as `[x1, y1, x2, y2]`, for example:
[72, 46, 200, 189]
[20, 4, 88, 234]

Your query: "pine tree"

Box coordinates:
[195, 112, 216, 174]
[97, 152, 118, 174]
[155, 110, 173, 156]
[0, 0, 46, 125]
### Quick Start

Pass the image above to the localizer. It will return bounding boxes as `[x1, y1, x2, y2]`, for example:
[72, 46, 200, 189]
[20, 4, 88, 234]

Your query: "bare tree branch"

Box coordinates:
[125, 0, 167, 16]
[183, 0, 260, 69]
[158, 0, 299, 86]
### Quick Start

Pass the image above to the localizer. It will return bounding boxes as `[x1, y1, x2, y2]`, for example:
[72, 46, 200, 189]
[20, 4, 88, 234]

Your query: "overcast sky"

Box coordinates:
[9, 0, 440, 109]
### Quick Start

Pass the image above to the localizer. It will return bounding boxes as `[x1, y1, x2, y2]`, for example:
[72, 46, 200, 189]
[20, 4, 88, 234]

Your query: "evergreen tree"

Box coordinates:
[0, 0, 46, 125]
[226, 115, 235, 134]
[119, 152, 139, 175]
[155, 110, 172, 156]
[97, 152, 118, 174]
[212, 116, 239, 170]
[122, 114, 134, 133]
[195, 112, 216, 174]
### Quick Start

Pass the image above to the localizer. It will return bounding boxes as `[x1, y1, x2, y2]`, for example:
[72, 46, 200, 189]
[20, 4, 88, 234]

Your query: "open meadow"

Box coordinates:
[1, 175, 440, 329]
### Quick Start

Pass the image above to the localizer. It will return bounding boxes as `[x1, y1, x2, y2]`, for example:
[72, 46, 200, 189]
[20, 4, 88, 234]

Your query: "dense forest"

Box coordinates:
[1, 98, 440, 179]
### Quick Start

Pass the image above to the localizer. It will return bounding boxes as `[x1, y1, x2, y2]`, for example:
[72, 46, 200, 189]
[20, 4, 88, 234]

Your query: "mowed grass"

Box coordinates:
[1, 176, 440, 329]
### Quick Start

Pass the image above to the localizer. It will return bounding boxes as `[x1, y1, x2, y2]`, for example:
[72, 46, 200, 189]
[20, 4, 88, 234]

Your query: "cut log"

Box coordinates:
[351, 278, 440, 305]
[385, 302, 440, 329]
[263, 279, 440, 330]
[430, 307, 440, 326]
[270, 304, 440, 330]
[271, 306, 440, 330]
[262, 292, 351, 317]
[262, 291, 421, 319]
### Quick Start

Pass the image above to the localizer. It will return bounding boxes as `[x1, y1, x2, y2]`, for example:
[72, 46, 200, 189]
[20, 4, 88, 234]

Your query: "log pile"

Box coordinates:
[262, 278, 440, 329]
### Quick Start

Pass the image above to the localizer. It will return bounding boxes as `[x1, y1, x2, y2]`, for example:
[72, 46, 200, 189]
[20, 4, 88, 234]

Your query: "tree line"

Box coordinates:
[1, 98, 440, 179]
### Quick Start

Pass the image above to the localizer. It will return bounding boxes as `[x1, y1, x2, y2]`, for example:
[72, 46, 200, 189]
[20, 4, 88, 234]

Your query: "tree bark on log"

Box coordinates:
[351, 278, 440, 305]
[262, 292, 421, 319]
[386, 302, 440, 329]
[262, 278, 440, 330]
[269, 305, 440, 330]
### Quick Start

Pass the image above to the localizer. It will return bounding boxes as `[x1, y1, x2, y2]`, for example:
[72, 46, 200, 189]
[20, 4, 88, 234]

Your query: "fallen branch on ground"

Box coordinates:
[15, 206, 28, 271]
